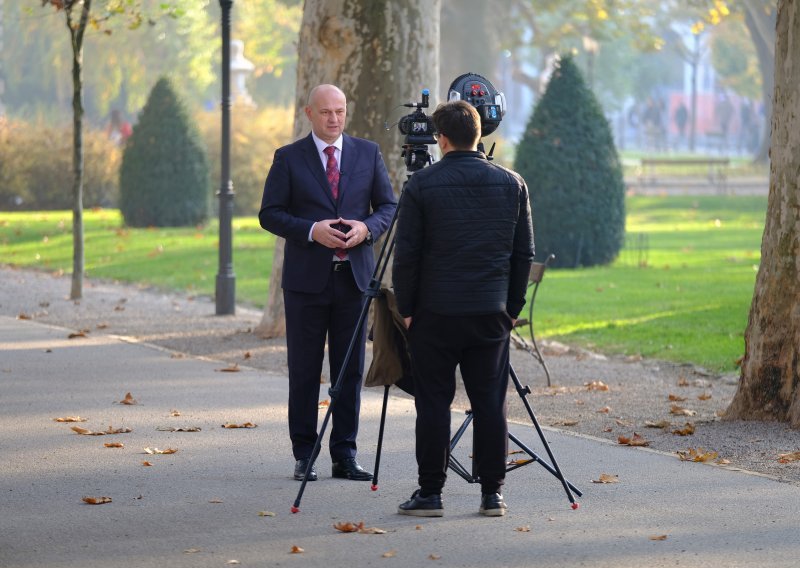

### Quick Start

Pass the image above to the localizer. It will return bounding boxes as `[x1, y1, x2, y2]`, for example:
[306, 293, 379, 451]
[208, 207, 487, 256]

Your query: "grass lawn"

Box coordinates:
[0, 194, 767, 373]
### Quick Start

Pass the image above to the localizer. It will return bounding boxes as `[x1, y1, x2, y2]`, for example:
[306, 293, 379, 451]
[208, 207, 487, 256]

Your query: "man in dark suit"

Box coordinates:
[259, 84, 397, 482]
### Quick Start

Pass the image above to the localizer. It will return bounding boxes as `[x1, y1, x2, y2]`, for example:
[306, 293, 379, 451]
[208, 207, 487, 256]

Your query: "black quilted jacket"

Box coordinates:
[392, 150, 534, 319]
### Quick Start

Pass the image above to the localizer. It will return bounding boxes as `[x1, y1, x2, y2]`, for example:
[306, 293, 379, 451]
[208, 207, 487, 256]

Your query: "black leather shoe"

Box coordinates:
[479, 492, 507, 517]
[294, 458, 317, 481]
[398, 489, 444, 517]
[331, 457, 373, 481]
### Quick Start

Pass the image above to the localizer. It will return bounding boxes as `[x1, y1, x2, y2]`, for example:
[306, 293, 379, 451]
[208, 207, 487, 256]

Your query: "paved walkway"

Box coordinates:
[1, 316, 797, 567]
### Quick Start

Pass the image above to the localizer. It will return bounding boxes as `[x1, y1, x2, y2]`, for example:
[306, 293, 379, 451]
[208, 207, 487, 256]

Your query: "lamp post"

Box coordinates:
[216, 0, 236, 315]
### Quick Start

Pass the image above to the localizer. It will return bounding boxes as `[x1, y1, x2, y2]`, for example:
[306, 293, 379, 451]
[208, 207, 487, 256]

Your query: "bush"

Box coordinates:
[195, 105, 294, 216]
[514, 55, 625, 268]
[0, 116, 121, 210]
[119, 77, 210, 227]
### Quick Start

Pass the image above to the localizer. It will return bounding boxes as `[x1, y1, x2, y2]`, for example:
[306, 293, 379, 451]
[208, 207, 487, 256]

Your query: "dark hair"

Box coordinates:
[432, 100, 480, 149]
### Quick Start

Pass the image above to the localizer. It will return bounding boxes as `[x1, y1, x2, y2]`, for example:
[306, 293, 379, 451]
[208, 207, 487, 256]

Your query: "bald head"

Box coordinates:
[305, 84, 347, 144]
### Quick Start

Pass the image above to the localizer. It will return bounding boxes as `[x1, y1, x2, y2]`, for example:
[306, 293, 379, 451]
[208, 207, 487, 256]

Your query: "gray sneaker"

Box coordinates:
[398, 489, 444, 517]
[479, 492, 507, 517]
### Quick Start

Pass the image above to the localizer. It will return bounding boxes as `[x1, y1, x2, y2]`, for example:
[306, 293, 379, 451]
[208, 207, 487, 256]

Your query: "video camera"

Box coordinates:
[396, 73, 506, 172]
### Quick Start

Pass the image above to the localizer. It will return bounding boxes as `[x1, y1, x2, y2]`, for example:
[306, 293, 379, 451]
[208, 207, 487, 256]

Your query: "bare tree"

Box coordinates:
[726, 0, 800, 426]
[255, 0, 441, 338]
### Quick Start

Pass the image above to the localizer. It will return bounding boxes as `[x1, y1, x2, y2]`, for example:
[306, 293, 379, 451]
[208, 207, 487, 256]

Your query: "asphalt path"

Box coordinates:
[1, 315, 797, 568]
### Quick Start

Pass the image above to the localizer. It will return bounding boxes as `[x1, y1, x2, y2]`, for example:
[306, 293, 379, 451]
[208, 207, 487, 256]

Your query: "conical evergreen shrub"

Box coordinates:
[514, 55, 625, 268]
[119, 77, 210, 227]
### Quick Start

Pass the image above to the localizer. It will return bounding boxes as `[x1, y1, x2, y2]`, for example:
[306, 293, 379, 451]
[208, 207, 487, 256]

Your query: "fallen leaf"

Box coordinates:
[668, 394, 687, 402]
[318, 399, 330, 408]
[592, 473, 619, 484]
[618, 433, 650, 447]
[778, 451, 800, 463]
[183, 549, 201, 554]
[17, 313, 32, 320]
[698, 392, 712, 400]
[615, 418, 633, 427]
[415, 525, 423, 530]
[170, 409, 181, 416]
[650, 535, 668, 541]
[143, 447, 178, 455]
[221, 422, 257, 429]
[156, 426, 201, 432]
[216, 363, 241, 373]
[672, 422, 695, 436]
[670, 404, 696, 416]
[677, 376, 689, 387]
[96, 323, 109, 329]
[208, 499, 224, 503]
[553, 419, 579, 426]
[258, 511, 277, 517]
[677, 447, 719, 462]
[514, 526, 532, 532]
[68, 331, 88, 339]
[104, 442, 124, 448]
[104, 426, 132, 435]
[602, 426, 613, 432]
[597, 406, 612, 413]
[142, 461, 153, 466]
[645, 420, 671, 429]
[508, 449, 524, 455]
[585, 380, 610, 391]
[117, 392, 138, 405]
[508, 458, 533, 466]
[359, 525, 387, 534]
[429, 554, 441, 560]
[54, 416, 87, 422]
[716, 458, 731, 465]
[574, 399, 585, 405]
[290, 545, 304, 554]
[382, 550, 397, 558]
[170, 353, 186, 359]
[82, 496, 112, 505]
[227, 561, 240, 565]
[334, 521, 363, 533]
[243, 351, 252, 359]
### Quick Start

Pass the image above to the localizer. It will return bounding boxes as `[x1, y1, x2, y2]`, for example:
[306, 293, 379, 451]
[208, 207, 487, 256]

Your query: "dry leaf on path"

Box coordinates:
[677, 447, 718, 462]
[778, 451, 800, 463]
[672, 423, 695, 436]
[54, 416, 87, 423]
[698, 392, 712, 401]
[208, 499, 224, 504]
[142, 461, 153, 466]
[585, 380, 610, 391]
[71, 425, 132, 436]
[618, 433, 650, 447]
[143, 447, 178, 455]
[645, 420, 671, 429]
[68, 331, 88, 339]
[677, 376, 689, 387]
[104, 442, 124, 448]
[170, 409, 181, 417]
[670, 404, 697, 416]
[216, 364, 241, 373]
[334, 521, 363, 533]
[592, 473, 620, 484]
[382, 550, 397, 558]
[668, 394, 687, 402]
[359, 526, 387, 534]
[156, 426, 201, 432]
[515, 526, 532, 532]
[258, 511, 276, 517]
[553, 419, 579, 426]
[82, 496, 112, 505]
[221, 422, 257, 429]
[597, 406, 612, 414]
[429, 554, 441, 560]
[17, 313, 32, 320]
[183, 549, 201, 554]
[650, 535, 668, 541]
[117, 392, 138, 405]
[318, 399, 330, 408]
[227, 561, 240, 565]
[290, 545, 304, 554]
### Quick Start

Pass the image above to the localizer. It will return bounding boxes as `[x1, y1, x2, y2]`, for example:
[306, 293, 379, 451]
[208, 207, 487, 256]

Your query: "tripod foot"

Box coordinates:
[291, 505, 300, 514]
[371, 484, 378, 491]
[571, 502, 580, 510]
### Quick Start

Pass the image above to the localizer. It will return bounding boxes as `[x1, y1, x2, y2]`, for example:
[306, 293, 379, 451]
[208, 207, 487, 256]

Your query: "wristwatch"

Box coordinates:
[364, 230, 373, 246]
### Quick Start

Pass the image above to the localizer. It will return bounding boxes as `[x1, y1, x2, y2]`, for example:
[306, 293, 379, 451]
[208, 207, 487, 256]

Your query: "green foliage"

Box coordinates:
[0, 194, 766, 372]
[119, 77, 210, 227]
[195, 106, 294, 216]
[514, 55, 625, 268]
[0, 117, 121, 210]
[710, 13, 762, 100]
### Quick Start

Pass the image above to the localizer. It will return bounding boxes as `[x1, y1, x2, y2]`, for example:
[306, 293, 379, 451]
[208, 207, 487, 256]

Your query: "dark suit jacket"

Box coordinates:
[259, 133, 397, 293]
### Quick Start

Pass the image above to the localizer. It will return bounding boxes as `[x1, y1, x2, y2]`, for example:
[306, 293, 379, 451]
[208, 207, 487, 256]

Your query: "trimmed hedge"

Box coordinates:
[119, 77, 210, 227]
[514, 55, 625, 268]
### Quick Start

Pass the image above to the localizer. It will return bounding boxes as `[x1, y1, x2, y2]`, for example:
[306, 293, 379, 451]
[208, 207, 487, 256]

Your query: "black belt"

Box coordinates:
[332, 261, 350, 272]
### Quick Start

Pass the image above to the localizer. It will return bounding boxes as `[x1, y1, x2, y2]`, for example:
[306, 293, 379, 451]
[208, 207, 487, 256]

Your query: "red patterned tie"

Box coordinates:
[324, 146, 347, 260]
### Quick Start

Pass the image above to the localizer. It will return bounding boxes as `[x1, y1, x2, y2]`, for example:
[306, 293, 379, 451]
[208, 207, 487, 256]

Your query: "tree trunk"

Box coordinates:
[67, 1, 90, 300]
[726, 0, 800, 426]
[742, 2, 776, 164]
[255, 0, 440, 338]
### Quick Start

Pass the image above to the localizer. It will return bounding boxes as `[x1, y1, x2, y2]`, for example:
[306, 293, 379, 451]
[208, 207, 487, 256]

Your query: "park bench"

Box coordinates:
[638, 156, 730, 193]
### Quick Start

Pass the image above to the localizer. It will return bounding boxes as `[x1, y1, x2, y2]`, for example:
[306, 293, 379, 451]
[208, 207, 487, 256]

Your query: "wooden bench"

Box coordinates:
[638, 157, 730, 193]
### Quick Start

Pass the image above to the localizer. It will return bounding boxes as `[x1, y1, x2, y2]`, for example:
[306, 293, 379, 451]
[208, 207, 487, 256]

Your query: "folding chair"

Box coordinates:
[513, 253, 555, 387]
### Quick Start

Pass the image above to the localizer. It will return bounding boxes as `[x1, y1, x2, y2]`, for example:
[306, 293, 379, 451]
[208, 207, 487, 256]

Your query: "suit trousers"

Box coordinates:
[283, 263, 366, 461]
[408, 310, 511, 495]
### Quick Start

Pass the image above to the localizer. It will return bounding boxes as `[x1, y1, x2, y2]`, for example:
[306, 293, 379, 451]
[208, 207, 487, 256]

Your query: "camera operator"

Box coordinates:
[392, 100, 534, 517]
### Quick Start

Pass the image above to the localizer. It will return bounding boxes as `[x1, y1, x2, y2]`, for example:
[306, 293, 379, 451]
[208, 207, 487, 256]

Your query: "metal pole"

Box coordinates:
[216, 0, 236, 315]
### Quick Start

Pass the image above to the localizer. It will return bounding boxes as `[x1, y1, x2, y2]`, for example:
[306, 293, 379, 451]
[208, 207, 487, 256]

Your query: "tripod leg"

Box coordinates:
[370, 385, 391, 491]
[510, 364, 580, 509]
[291, 402, 334, 513]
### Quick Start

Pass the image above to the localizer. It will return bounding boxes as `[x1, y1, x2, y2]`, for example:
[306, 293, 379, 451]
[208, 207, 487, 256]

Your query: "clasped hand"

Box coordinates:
[312, 218, 368, 249]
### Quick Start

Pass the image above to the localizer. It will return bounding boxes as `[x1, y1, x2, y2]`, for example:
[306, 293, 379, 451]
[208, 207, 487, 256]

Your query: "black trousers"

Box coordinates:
[408, 310, 511, 495]
[283, 263, 366, 461]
